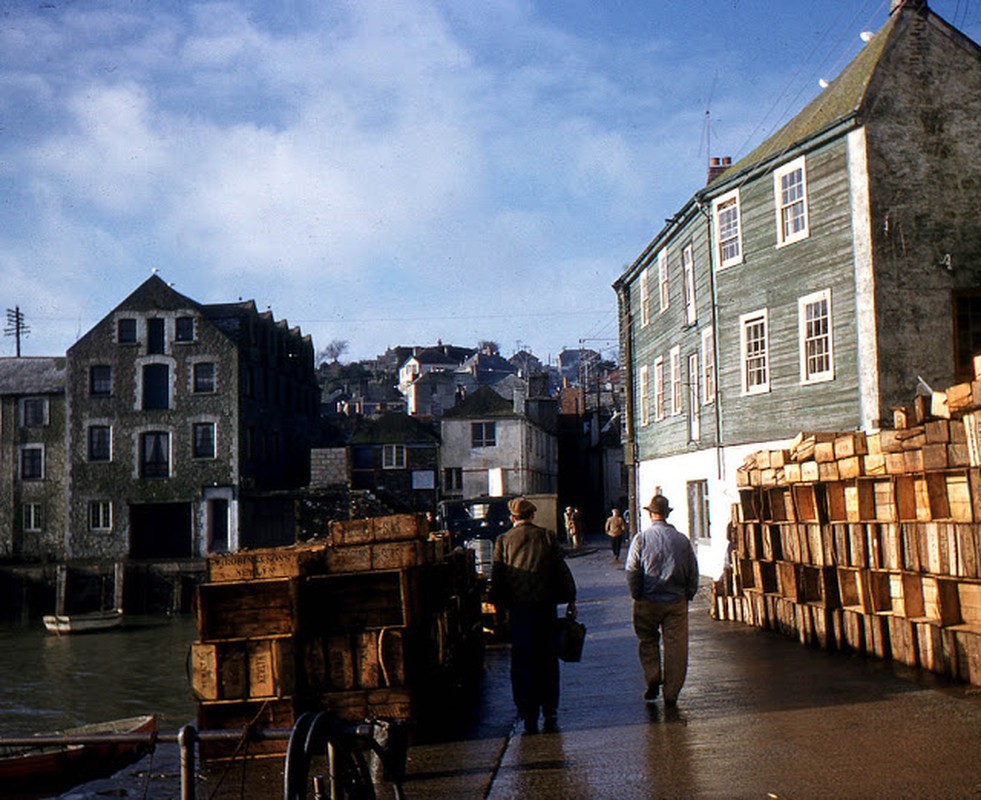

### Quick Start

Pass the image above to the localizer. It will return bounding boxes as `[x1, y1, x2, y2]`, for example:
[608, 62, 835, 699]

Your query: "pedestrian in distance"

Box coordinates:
[490, 497, 577, 734]
[605, 507, 627, 562]
[563, 506, 580, 549]
[625, 489, 698, 707]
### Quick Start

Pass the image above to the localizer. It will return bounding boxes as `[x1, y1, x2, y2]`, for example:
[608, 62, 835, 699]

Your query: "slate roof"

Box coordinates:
[350, 412, 439, 444]
[442, 385, 518, 419]
[0, 357, 66, 394]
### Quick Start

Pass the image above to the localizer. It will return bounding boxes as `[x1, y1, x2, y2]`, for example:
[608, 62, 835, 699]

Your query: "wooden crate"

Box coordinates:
[327, 539, 433, 573]
[837, 567, 872, 613]
[888, 616, 919, 667]
[197, 698, 296, 760]
[956, 524, 980, 578]
[775, 561, 800, 601]
[791, 483, 823, 523]
[825, 482, 847, 523]
[190, 637, 296, 701]
[868, 570, 894, 614]
[302, 571, 417, 634]
[946, 472, 973, 522]
[206, 543, 327, 583]
[328, 514, 429, 547]
[957, 581, 981, 627]
[196, 579, 299, 641]
[752, 560, 778, 594]
[317, 688, 414, 723]
[800, 565, 839, 608]
[840, 609, 866, 653]
[845, 481, 876, 522]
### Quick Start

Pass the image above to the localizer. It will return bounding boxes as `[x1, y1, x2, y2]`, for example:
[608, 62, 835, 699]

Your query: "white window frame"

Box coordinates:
[670, 346, 682, 415]
[774, 156, 809, 247]
[658, 250, 669, 313]
[701, 327, 716, 405]
[799, 288, 834, 384]
[713, 188, 743, 268]
[740, 309, 770, 395]
[89, 500, 112, 531]
[383, 444, 406, 470]
[682, 243, 696, 325]
[23, 503, 42, 532]
[688, 352, 701, 441]
[639, 365, 650, 426]
[640, 269, 651, 327]
[654, 356, 665, 421]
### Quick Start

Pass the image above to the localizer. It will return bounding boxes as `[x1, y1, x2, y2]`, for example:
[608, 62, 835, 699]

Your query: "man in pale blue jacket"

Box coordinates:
[625, 490, 699, 706]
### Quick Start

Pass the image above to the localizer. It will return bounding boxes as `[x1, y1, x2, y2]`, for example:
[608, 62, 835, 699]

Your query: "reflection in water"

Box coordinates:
[0, 615, 198, 737]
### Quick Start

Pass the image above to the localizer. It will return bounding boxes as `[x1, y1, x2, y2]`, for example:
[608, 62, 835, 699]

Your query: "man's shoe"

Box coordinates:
[644, 684, 660, 703]
[543, 715, 558, 733]
[523, 718, 539, 735]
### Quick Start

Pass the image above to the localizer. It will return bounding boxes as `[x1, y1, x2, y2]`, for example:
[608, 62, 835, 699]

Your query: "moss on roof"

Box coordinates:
[708, 10, 900, 188]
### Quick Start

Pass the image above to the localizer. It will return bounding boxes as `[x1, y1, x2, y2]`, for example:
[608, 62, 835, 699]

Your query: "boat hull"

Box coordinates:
[0, 714, 157, 797]
[42, 608, 123, 634]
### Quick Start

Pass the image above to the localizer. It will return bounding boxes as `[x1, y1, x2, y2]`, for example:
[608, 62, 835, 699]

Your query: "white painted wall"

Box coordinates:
[635, 437, 794, 579]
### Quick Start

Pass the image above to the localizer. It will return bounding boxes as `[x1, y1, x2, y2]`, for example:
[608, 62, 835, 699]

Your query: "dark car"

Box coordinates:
[437, 495, 514, 545]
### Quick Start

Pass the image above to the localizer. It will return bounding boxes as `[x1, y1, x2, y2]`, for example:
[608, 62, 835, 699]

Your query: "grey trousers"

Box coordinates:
[632, 598, 689, 702]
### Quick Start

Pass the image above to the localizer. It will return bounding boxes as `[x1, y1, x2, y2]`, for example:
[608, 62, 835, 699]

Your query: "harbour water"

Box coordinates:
[0, 614, 198, 739]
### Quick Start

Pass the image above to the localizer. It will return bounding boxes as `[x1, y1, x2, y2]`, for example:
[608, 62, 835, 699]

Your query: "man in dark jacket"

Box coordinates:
[625, 490, 699, 707]
[490, 497, 577, 734]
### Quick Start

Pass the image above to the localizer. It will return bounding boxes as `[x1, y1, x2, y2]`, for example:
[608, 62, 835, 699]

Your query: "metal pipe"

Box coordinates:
[178, 724, 196, 800]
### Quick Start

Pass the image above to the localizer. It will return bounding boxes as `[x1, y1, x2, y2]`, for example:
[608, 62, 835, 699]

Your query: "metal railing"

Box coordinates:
[0, 716, 407, 800]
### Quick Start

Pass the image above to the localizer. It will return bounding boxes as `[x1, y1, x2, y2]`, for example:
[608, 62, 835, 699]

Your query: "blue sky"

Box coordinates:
[1, 0, 977, 364]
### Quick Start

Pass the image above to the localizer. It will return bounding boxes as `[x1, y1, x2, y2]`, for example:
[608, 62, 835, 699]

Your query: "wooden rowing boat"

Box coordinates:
[0, 714, 157, 797]
[42, 608, 123, 634]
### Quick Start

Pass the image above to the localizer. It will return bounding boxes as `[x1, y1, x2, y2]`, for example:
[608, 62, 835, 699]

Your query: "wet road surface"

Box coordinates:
[64, 536, 981, 799]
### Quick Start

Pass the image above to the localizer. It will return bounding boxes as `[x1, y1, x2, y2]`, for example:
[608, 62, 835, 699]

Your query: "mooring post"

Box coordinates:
[178, 724, 197, 800]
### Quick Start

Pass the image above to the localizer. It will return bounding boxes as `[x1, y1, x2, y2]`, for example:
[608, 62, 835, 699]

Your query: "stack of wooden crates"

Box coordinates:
[713, 371, 981, 687]
[191, 513, 482, 759]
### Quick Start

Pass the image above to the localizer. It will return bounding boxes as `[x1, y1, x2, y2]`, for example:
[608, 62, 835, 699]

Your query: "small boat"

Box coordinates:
[42, 607, 123, 634]
[0, 714, 157, 797]
[44, 562, 125, 635]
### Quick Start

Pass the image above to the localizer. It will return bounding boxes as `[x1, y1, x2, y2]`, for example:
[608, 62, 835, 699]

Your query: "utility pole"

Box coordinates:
[5, 306, 29, 357]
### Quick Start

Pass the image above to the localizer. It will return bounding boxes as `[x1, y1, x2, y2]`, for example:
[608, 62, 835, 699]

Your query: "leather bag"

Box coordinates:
[555, 609, 586, 663]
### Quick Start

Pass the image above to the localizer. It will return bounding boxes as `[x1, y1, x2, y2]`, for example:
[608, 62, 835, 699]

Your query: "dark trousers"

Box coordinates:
[610, 535, 624, 560]
[508, 605, 560, 723]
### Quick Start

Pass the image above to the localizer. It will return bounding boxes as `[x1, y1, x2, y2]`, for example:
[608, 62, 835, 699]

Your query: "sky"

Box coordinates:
[1, 0, 978, 366]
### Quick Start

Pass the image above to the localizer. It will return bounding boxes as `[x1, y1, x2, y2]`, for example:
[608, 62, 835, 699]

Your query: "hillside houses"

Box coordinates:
[614, 0, 981, 577]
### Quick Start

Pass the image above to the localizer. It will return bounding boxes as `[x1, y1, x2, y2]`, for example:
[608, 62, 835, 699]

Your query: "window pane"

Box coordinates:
[718, 201, 740, 262]
[194, 363, 216, 393]
[143, 364, 170, 409]
[471, 422, 496, 447]
[804, 298, 831, 378]
[176, 317, 195, 342]
[21, 448, 42, 480]
[141, 432, 169, 478]
[193, 423, 216, 459]
[90, 365, 112, 396]
[88, 426, 111, 461]
[23, 398, 44, 426]
[147, 318, 165, 354]
[744, 318, 768, 389]
[118, 318, 137, 343]
[781, 169, 806, 239]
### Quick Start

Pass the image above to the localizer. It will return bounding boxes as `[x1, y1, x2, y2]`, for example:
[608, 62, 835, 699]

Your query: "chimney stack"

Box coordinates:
[707, 156, 732, 184]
